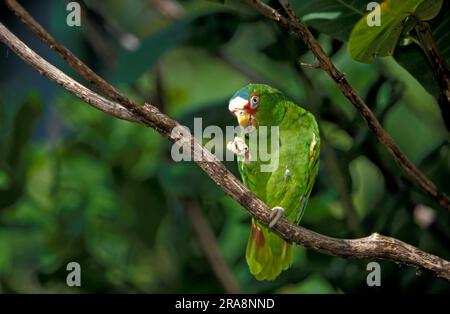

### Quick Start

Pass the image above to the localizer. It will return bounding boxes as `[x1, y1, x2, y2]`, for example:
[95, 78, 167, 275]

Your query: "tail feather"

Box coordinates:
[246, 219, 292, 280]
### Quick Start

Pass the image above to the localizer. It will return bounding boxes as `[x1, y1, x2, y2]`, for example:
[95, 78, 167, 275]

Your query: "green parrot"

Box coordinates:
[227, 84, 320, 280]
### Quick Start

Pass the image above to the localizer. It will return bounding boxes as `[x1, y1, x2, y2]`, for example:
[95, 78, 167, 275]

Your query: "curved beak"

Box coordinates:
[235, 110, 251, 127]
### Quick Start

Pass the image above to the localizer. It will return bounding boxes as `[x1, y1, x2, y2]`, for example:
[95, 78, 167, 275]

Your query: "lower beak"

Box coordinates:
[237, 112, 251, 127]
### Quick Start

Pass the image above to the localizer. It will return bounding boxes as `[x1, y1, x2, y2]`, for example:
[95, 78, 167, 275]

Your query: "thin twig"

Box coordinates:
[185, 200, 242, 294]
[278, 0, 297, 21]
[299, 62, 321, 69]
[414, 21, 450, 131]
[1, 21, 449, 282]
[245, 0, 450, 211]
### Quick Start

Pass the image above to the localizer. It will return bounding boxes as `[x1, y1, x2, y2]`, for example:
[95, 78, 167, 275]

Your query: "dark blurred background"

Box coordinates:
[0, 0, 449, 293]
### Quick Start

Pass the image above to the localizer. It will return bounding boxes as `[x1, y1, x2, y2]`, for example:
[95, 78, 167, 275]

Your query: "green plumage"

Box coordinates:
[230, 84, 320, 280]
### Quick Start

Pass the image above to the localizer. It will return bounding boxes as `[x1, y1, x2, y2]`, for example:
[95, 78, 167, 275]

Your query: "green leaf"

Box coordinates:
[110, 16, 193, 84]
[110, 10, 239, 84]
[349, 156, 385, 214]
[291, 0, 367, 41]
[348, 0, 425, 63]
[292, 0, 448, 97]
[414, 0, 443, 21]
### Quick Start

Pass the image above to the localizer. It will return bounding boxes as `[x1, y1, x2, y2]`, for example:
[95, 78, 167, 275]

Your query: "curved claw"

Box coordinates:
[268, 206, 285, 228]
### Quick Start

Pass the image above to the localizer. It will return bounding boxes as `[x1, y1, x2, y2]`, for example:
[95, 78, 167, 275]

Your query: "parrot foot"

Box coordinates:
[227, 137, 251, 164]
[268, 206, 285, 228]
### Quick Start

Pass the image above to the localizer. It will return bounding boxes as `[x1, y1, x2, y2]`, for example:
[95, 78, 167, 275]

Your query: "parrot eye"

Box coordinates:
[250, 95, 259, 109]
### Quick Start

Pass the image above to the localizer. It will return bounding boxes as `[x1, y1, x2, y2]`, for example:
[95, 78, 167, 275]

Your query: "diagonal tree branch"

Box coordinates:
[244, 0, 450, 211]
[0, 23, 137, 123]
[0, 17, 449, 281]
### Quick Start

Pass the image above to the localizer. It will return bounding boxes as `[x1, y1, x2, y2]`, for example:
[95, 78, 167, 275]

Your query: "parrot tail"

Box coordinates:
[245, 219, 292, 280]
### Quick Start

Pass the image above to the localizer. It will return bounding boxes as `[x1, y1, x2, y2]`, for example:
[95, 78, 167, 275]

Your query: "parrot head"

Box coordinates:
[228, 84, 286, 129]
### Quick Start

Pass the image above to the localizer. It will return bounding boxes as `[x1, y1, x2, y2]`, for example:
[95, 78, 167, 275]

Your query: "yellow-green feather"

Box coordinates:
[246, 220, 292, 280]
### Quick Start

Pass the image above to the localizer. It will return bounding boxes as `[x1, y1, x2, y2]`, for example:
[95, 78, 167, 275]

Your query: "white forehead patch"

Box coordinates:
[228, 96, 248, 112]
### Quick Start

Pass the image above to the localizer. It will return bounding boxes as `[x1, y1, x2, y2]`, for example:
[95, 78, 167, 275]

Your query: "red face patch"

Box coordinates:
[244, 92, 259, 115]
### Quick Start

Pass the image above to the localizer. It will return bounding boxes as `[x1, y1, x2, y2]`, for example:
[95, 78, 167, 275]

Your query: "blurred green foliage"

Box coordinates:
[0, 0, 449, 293]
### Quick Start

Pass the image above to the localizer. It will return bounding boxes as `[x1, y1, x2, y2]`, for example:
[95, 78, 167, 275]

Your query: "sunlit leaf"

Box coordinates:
[348, 0, 425, 63]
